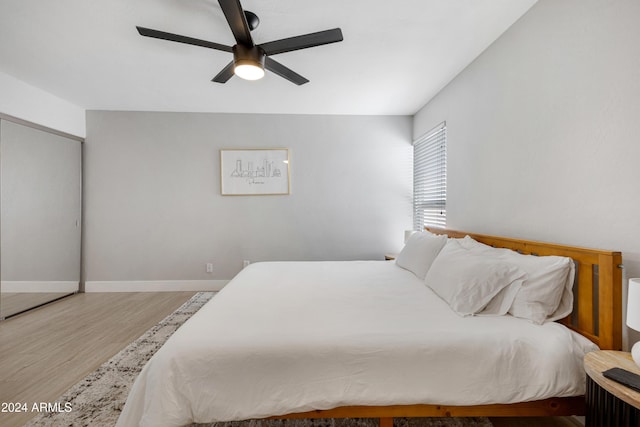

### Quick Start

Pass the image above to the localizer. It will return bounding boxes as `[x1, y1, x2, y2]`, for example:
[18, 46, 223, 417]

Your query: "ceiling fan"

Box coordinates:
[136, 0, 343, 85]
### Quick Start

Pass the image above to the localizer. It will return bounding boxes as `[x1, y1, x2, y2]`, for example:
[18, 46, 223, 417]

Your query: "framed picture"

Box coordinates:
[220, 148, 290, 196]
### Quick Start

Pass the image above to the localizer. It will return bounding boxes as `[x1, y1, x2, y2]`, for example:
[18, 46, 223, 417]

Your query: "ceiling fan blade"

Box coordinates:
[265, 57, 309, 86]
[218, 0, 253, 46]
[136, 26, 232, 52]
[212, 61, 235, 83]
[260, 28, 343, 56]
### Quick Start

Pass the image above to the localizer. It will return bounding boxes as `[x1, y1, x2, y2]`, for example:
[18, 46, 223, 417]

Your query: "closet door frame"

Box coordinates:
[0, 113, 84, 319]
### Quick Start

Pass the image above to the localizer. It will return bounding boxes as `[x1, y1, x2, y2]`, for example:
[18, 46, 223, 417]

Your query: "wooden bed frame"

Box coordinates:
[269, 228, 623, 425]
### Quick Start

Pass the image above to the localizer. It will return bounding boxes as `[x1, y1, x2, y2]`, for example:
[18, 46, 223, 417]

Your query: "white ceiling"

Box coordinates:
[0, 0, 537, 116]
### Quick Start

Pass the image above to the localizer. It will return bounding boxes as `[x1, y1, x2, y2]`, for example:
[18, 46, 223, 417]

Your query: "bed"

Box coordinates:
[116, 229, 622, 427]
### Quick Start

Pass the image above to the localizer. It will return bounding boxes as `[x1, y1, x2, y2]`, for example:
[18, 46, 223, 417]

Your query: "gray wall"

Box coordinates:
[84, 112, 412, 282]
[413, 0, 640, 345]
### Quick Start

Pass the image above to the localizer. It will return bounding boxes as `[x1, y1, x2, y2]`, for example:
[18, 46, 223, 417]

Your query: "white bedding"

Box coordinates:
[117, 261, 598, 427]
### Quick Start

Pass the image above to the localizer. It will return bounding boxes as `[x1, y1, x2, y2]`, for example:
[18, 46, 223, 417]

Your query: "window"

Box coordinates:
[413, 122, 447, 230]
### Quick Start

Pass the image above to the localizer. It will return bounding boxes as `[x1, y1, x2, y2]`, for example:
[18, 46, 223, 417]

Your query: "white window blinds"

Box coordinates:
[413, 122, 447, 230]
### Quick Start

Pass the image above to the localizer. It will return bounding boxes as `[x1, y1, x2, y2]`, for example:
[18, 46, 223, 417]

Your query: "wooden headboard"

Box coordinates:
[426, 228, 623, 350]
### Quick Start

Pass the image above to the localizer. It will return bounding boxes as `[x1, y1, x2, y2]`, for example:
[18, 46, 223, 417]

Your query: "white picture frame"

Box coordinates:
[220, 148, 290, 196]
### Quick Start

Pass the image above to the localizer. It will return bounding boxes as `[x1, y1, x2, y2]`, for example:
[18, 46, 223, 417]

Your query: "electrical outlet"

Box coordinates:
[206, 263, 213, 273]
[243, 260, 250, 268]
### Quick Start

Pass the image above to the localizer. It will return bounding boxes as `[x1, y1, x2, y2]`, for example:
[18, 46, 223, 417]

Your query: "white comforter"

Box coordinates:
[117, 261, 598, 427]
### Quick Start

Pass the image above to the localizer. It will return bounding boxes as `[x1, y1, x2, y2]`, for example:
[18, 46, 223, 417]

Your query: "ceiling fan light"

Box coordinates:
[233, 44, 266, 81]
[234, 62, 265, 80]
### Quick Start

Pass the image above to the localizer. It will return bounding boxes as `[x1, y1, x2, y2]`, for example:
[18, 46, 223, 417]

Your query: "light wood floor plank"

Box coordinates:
[0, 292, 195, 427]
[1, 292, 75, 318]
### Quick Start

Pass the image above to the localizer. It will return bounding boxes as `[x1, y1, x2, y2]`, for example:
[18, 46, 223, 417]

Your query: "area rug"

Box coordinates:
[25, 291, 492, 427]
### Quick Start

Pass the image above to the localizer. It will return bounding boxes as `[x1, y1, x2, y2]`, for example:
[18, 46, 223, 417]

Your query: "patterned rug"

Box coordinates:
[25, 292, 492, 427]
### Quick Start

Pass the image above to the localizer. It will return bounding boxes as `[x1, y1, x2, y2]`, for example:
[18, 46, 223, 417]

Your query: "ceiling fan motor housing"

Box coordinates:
[233, 44, 266, 69]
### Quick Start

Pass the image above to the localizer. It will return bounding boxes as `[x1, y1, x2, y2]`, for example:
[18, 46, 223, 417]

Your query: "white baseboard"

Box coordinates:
[84, 280, 229, 292]
[1, 281, 79, 293]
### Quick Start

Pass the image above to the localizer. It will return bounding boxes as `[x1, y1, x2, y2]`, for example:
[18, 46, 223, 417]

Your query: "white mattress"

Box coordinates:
[117, 261, 598, 427]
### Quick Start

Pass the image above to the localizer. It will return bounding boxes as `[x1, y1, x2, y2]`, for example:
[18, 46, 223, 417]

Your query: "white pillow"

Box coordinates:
[477, 278, 523, 316]
[460, 236, 574, 324]
[424, 240, 526, 316]
[395, 232, 447, 279]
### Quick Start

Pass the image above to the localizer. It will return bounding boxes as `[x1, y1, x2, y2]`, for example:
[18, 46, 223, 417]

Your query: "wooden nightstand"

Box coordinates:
[584, 350, 640, 426]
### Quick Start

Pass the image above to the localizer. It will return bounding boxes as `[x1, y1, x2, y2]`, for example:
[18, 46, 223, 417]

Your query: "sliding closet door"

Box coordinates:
[0, 119, 82, 319]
